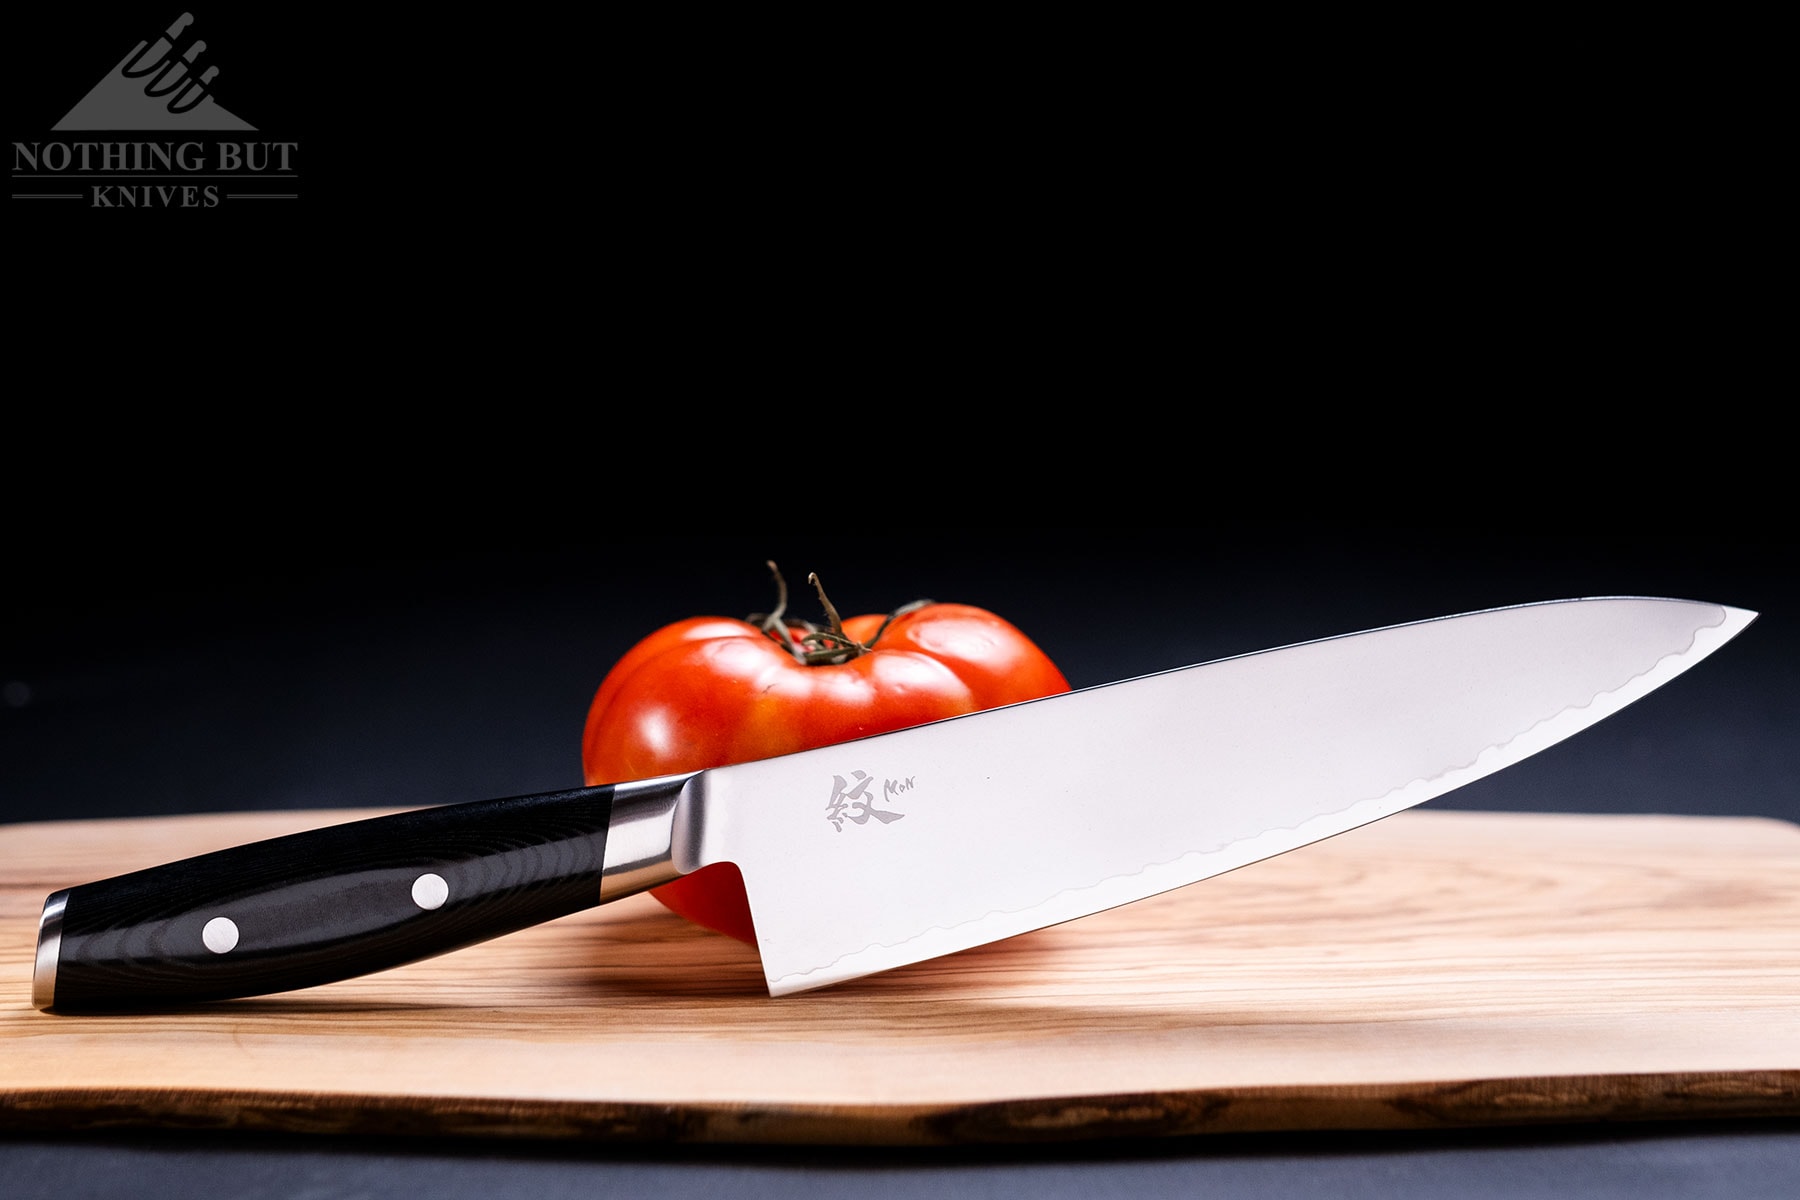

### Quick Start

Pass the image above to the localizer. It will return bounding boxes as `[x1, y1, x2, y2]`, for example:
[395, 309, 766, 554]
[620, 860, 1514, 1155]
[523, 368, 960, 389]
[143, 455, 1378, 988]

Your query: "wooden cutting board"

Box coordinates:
[2, 808, 1797, 1145]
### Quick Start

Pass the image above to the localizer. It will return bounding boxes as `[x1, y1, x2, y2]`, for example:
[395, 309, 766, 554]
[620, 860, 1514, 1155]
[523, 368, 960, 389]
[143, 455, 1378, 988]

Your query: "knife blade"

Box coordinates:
[32, 596, 1756, 1012]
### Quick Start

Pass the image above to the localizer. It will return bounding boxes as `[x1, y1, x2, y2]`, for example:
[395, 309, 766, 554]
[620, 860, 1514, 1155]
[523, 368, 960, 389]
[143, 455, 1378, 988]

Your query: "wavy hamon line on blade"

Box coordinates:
[763, 603, 1755, 995]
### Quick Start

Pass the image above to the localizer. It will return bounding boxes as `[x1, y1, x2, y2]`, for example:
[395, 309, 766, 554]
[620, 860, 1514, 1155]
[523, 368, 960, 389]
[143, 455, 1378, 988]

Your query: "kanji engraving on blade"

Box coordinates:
[825, 771, 908, 831]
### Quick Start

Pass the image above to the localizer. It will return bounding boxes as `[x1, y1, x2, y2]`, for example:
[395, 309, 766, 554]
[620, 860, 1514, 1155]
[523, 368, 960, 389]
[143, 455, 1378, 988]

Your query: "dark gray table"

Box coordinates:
[6, 521, 1795, 1199]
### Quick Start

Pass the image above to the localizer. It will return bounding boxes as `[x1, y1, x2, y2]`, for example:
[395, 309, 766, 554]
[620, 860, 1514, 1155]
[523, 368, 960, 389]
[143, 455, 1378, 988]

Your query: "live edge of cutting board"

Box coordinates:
[2, 808, 1797, 1146]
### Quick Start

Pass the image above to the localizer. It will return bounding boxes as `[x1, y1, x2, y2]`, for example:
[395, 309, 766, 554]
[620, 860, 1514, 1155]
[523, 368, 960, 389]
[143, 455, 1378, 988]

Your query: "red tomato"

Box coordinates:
[581, 576, 1071, 943]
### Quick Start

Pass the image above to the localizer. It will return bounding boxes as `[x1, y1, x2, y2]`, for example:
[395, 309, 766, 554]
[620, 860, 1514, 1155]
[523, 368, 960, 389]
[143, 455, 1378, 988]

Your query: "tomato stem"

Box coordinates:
[752, 562, 932, 666]
[863, 598, 933, 647]
[797, 572, 863, 664]
[755, 561, 806, 658]
[808, 573, 849, 640]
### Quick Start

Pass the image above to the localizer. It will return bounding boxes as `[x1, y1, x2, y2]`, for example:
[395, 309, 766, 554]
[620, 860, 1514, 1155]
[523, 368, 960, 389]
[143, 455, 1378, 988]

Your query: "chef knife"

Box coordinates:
[33, 596, 1756, 1012]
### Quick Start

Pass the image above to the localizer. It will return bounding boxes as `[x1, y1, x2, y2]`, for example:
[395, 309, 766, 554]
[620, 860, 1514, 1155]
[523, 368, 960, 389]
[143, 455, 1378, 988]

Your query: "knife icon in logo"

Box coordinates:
[53, 12, 254, 131]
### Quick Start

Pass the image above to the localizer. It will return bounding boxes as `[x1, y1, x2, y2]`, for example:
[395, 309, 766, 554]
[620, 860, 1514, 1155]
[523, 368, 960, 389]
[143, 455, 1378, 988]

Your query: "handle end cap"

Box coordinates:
[33, 890, 67, 1011]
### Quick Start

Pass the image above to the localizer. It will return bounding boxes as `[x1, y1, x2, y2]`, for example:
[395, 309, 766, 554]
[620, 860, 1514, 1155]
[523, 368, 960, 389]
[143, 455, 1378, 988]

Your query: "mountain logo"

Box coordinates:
[54, 12, 255, 131]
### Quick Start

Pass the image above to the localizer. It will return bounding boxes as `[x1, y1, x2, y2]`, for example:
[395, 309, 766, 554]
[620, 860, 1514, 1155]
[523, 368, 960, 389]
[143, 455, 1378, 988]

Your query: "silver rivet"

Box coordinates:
[412, 872, 448, 910]
[202, 916, 239, 954]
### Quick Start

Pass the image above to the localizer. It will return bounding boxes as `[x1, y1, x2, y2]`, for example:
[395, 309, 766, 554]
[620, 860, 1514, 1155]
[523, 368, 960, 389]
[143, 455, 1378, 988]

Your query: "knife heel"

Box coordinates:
[34, 776, 689, 1013]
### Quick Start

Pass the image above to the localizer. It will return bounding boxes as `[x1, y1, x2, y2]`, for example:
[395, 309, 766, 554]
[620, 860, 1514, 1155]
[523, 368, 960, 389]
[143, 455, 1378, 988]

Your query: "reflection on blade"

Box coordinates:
[689, 599, 1756, 996]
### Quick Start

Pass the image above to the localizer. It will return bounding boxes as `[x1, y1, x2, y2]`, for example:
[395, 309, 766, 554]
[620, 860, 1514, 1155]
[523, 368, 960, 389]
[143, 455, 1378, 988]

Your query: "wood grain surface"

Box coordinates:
[3, 808, 1797, 1145]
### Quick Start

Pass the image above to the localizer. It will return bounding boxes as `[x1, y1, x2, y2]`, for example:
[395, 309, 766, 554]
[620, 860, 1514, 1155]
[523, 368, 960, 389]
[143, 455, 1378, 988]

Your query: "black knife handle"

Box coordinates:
[34, 783, 668, 1012]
